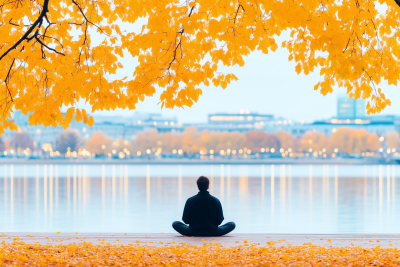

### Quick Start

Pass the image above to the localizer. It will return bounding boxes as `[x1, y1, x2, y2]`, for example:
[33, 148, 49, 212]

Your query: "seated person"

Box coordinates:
[172, 176, 235, 236]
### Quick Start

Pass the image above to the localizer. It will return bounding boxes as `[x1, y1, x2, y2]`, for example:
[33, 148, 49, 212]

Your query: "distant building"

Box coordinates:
[273, 115, 400, 137]
[208, 112, 273, 124]
[186, 112, 274, 132]
[307, 116, 400, 135]
[266, 96, 398, 136]
[337, 95, 365, 119]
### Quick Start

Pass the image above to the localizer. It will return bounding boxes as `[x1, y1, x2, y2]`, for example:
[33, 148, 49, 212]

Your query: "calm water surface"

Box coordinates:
[0, 164, 398, 233]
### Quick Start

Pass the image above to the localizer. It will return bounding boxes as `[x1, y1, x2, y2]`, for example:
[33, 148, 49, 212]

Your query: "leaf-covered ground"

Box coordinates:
[0, 240, 398, 266]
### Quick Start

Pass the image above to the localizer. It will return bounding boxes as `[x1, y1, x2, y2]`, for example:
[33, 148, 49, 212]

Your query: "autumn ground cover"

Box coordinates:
[0, 240, 399, 266]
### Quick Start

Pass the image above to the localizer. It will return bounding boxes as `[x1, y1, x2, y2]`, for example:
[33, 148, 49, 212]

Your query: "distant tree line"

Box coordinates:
[1, 127, 396, 157]
[82, 127, 388, 157]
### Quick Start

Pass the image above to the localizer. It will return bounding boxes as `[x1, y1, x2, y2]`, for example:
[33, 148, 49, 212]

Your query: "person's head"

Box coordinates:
[197, 176, 209, 191]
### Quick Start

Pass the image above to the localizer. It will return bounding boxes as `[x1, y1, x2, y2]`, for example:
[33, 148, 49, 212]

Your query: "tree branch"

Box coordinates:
[4, 58, 15, 102]
[8, 19, 19, 27]
[234, 3, 245, 24]
[71, 0, 108, 35]
[4, 58, 15, 83]
[35, 36, 65, 56]
[0, 0, 50, 61]
[165, 5, 196, 77]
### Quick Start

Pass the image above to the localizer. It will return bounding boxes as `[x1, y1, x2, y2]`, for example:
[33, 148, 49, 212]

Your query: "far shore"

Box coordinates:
[0, 157, 396, 165]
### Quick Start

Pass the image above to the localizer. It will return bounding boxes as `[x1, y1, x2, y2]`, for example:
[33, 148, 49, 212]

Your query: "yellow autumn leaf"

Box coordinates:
[0, 0, 397, 134]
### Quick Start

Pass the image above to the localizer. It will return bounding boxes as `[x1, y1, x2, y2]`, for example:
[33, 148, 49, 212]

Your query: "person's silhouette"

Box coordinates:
[172, 176, 235, 236]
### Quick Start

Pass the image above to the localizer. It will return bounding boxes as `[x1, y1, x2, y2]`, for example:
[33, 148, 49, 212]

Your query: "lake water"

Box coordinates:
[0, 164, 399, 233]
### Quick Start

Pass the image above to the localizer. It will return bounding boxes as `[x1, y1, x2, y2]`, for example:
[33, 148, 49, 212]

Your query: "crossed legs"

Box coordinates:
[172, 221, 236, 236]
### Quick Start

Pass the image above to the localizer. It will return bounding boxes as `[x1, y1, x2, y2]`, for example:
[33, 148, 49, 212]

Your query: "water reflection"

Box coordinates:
[0, 164, 399, 233]
[227, 165, 231, 205]
[271, 165, 274, 218]
[220, 165, 224, 203]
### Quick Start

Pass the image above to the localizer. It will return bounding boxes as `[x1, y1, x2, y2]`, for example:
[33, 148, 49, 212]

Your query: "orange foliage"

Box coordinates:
[328, 128, 380, 153]
[112, 137, 134, 155]
[131, 127, 392, 155]
[182, 127, 202, 154]
[1, 0, 398, 133]
[386, 131, 399, 149]
[201, 131, 246, 152]
[201, 131, 222, 152]
[85, 131, 113, 155]
[275, 131, 295, 150]
[131, 129, 161, 154]
[216, 132, 246, 151]
[2, 241, 400, 266]
[245, 131, 279, 152]
[349, 129, 369, 154]
[299, 131, 328, 153]
[366, 133, 381, 152]
[161, 133, 183, 153]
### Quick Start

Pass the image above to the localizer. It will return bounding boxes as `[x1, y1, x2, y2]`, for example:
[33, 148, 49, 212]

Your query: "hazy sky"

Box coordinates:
[92, 42, 400, 124]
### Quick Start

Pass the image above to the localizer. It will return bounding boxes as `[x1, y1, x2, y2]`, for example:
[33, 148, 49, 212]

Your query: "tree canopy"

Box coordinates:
[1, 0, 399, 133]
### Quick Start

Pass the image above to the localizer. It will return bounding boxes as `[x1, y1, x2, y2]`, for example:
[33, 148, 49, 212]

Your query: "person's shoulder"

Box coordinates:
[186, 195, 197, 202]
[209, 194, 221, 203]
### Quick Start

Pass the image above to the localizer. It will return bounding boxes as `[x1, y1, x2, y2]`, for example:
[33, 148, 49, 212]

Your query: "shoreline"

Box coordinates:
[0, 158, 395, 165]
[1, 233, 399, 248]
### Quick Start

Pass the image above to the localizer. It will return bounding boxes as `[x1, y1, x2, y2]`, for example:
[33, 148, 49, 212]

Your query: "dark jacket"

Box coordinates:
[182, 191, 224, 231]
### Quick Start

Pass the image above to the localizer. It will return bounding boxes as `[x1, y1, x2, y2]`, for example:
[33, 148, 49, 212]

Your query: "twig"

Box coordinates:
[4, 58, 15, 102]
[0, 0, 50, 61]
[35, 36, 65, 56]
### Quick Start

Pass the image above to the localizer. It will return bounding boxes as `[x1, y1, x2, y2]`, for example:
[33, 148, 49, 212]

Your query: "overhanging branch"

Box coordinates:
[4, 58, 15, 102]
[0, 0, 50, 61]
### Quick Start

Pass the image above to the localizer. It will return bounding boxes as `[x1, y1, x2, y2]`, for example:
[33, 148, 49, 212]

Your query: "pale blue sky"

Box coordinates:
[92, 46, 400, 123]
